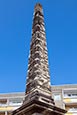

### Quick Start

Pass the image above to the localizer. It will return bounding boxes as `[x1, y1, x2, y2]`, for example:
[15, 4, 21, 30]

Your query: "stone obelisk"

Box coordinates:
[12, 3, 67, 115]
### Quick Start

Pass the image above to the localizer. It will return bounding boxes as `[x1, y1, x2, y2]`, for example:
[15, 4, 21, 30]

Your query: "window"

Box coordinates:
[54, 94, 61, 101]
[0, 99, 7, 106]
[64, 93, 77, 98]
[9, 98, 22, 105]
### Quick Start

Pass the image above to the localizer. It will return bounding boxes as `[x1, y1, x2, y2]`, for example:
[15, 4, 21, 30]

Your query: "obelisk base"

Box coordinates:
[12, 91, 67, 115]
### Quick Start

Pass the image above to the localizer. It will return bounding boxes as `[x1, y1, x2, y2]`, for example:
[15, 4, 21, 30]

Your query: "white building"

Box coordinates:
[52, 84, 77, 115]
[0, 93, 25, 115]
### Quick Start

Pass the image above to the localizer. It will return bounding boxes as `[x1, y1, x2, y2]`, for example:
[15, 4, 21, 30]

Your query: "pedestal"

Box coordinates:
[12, 91, 67, 115]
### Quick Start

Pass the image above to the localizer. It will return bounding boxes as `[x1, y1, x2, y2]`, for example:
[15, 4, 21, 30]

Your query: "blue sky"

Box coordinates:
[0, 0, 77, 93]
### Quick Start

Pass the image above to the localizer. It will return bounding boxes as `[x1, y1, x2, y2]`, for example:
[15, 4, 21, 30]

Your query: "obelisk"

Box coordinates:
[12, 3, 67, 115]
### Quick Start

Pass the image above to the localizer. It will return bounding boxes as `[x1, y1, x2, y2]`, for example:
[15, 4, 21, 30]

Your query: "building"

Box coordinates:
[52, 84, 77, 115]
[0, 85, 77, 115]
[0, 93, 25, 115]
